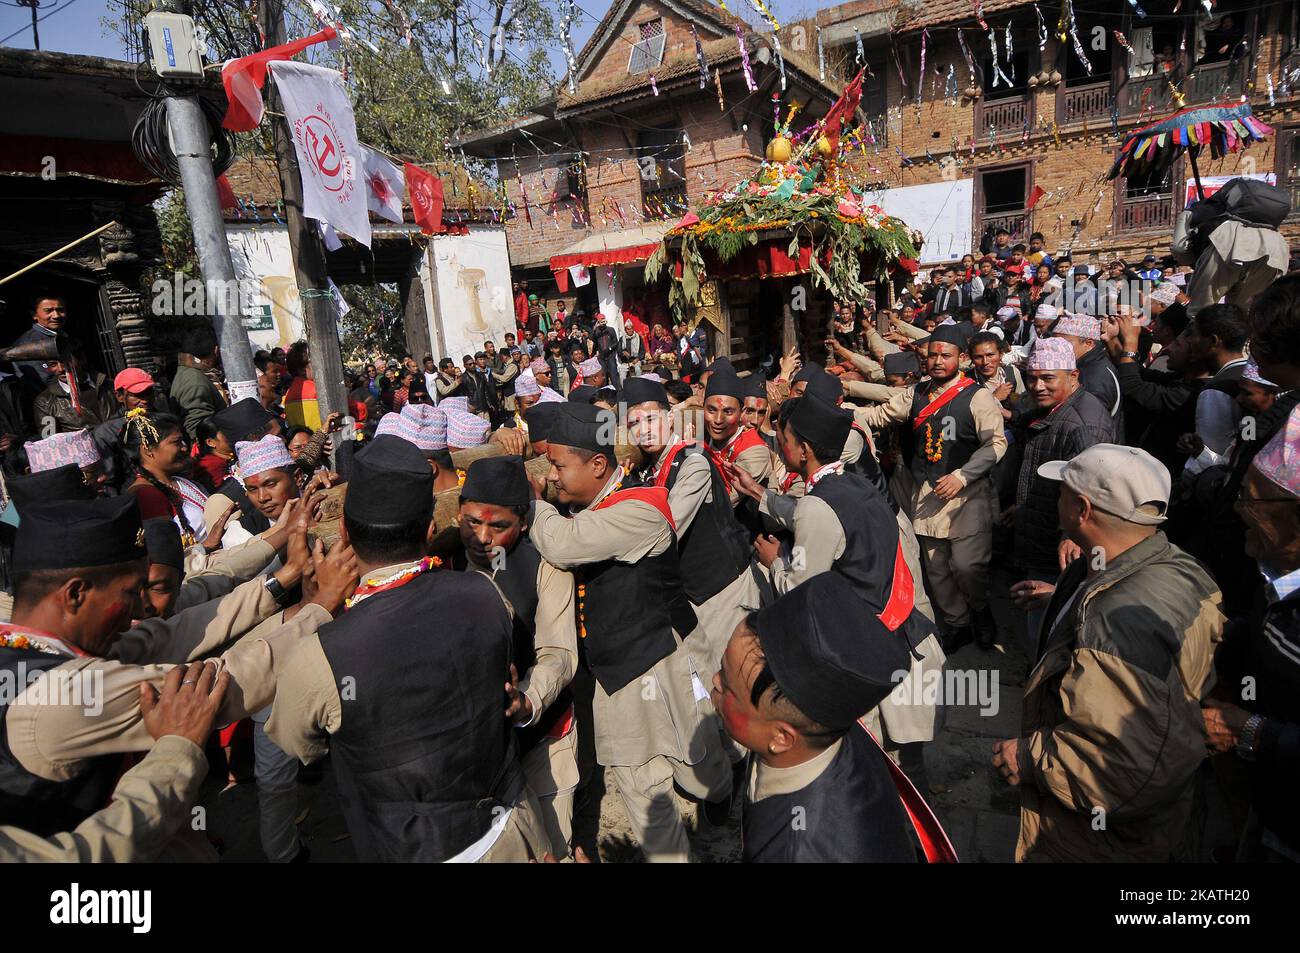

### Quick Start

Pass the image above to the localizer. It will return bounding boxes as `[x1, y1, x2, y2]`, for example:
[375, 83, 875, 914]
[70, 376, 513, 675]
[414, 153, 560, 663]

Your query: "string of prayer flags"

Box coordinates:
[1004, 23, 1014, 82]
[855, 26, 865, 67]
[972, 0, 988, 30]
[693, 24, 709, 89]
[715, 66, 726, 111]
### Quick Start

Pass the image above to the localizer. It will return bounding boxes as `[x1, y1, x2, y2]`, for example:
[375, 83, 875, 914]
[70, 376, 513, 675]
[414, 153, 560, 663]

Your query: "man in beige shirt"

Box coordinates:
[459, 456, 580, 859]
[527, 402, 733, 862]
[852, 324, 1007, 652]
[266, 435, 548, 863]
[0, 495, 341, 860]
[0, 661, 226, 862]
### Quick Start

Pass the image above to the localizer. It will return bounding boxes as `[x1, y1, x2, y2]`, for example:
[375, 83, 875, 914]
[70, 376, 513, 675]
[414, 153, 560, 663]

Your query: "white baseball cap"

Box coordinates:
[1038, 444, 1170, 525]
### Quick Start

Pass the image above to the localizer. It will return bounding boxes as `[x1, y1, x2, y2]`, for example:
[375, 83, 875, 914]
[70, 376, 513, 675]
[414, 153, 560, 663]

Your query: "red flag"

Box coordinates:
[820, 69, 864, 155]
[1026, 184, 1047, 211]
[215, 174, 238, 210]
[404, 163, 445, 235]
[220, 27, 337, 132]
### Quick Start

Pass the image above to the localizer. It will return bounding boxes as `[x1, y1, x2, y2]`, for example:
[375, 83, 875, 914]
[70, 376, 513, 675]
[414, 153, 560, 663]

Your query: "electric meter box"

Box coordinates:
[145, 12, 206, 81]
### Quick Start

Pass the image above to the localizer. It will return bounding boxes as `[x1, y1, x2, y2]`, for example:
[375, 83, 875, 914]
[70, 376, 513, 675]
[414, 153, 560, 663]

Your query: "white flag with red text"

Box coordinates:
[269, 60, 371, 247]
[360, 146, 405, 224]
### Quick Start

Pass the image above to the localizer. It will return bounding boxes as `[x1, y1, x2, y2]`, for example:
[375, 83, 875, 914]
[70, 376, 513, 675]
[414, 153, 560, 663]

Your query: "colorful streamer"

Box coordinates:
[1065, 1, 1092, 76]
[773, 29, 788, 92]
[1004, 22, 1014, 82]
[737, 26, 757, 92]
[1033, 3, 1048, 50]
[693, 24, 709, 90]
[817, 25, 825, 82]
[956, 28, 977, 85]
[989, 29, 1010, 87]
[918, 28, 928, 96]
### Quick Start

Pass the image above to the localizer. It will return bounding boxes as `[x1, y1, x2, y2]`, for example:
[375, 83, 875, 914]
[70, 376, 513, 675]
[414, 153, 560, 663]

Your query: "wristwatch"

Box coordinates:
[1236, 713, 1265, 762]
[262, 574, 291, 607]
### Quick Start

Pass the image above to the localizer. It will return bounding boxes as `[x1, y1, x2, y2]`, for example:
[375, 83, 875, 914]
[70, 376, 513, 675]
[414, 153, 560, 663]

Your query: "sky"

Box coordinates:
[0, 0, 818, 73]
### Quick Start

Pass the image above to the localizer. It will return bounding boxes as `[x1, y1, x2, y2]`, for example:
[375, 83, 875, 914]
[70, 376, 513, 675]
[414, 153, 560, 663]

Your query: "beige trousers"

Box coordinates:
[920, 531, 992, 628]
[608, 744, 732, 863]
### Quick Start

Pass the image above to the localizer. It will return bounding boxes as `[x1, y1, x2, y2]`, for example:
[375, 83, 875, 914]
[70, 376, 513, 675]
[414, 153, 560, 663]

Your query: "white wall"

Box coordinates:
[424, 226, 516, 362]
[863, 178, 975, 267]
[226, 226, 306, 352]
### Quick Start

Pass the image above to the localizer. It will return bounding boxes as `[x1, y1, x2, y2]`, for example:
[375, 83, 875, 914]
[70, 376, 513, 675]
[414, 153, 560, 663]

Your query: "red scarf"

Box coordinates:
[911, 375, 976, 430]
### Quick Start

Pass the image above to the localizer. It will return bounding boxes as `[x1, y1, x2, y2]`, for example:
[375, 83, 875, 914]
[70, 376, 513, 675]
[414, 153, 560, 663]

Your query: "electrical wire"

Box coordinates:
[130, 82, 236, 187]
[0, 0, 79, 45]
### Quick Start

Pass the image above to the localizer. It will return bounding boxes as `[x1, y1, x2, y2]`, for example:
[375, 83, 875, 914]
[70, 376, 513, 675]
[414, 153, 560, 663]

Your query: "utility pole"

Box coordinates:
[258, 0, 346, 429]
[158, 9, 258, 404]
[17, 0, 40, 50]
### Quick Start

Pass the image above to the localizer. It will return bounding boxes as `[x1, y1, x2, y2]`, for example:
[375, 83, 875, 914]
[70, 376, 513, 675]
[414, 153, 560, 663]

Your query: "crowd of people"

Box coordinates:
[2, 194, 1299, 864]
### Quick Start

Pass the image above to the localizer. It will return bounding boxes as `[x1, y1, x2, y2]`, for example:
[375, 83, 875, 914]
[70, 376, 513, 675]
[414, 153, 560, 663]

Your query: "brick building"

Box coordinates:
[810, 0, 1299, 266]
[455, 0, 840, 347]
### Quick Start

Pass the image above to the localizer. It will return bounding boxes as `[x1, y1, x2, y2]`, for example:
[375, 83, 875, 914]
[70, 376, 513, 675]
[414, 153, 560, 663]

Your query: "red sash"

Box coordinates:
[710, 428, 766, 493]
[592, 485, 677, 532]
[911, 376, 976, 431]
[652, 441, 694, 489]
[877, 541, 915, 632]
[856, 720, 959, 863]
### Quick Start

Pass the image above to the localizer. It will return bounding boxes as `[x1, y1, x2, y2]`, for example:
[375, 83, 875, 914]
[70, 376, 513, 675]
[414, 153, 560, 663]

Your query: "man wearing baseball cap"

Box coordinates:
[997, 443, 1223, 862]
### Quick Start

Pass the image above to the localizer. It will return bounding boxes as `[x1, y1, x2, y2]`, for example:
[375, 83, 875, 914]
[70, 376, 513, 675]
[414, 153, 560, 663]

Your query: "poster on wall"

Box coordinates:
[227, 227, 307, 352]
[424, 227, 516, 362]
[865, 179, 974, 266]
[1184, 173, 1276, 208]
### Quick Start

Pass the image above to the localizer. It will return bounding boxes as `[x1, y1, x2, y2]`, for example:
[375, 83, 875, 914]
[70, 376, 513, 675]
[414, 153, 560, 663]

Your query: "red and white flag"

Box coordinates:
[361, 146, 405, 224]
[404, 163, 444, 235]
[220, 27, 336, 132]
[270, 60, 371, 248]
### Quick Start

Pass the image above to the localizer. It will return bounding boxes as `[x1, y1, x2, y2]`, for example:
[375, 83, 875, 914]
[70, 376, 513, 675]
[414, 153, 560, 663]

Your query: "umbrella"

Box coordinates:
[1107, 100, 1272, 201]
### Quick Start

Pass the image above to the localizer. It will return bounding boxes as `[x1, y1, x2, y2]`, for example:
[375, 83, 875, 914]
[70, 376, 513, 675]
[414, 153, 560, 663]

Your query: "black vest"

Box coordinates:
[469, 539, 573, 753]
[216, 476, 271, 536]
[808, 471, 920, 644]
[316, 569, 525, 862]
[0, 648, 121, 836]
[576, 496, 697, 694]
[742, 725, 917, 862]
[654, 444, 752, 604]
[843, 424, 895, 513]
[900, 380, 980, 485]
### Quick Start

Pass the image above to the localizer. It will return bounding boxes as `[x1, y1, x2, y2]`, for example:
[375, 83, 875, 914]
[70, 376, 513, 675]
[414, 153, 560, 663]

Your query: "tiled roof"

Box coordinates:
[895, 0, 1035, 32]
[573, 0, 743, 72]
[558, 30, 835, 111]
[559, 34, 742, 110]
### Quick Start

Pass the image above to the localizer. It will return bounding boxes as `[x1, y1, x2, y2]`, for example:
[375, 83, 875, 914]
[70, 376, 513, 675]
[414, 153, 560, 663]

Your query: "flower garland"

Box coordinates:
[344, 556, 443, 610]
[923, 420, 944, 463]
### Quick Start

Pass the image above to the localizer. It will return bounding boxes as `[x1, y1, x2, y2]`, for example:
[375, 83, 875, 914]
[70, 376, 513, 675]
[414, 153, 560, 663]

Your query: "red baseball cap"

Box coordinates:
[114, 368, 155, 394]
